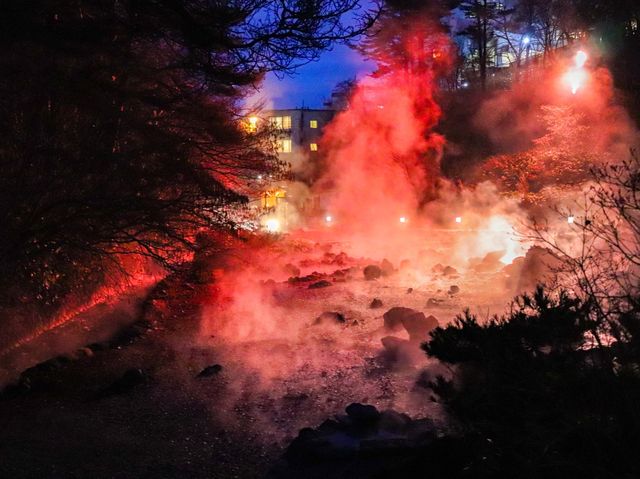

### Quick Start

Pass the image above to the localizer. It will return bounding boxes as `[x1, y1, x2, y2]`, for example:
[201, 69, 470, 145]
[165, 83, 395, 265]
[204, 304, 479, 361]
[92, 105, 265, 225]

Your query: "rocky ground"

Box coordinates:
[0, 231, 546, 478]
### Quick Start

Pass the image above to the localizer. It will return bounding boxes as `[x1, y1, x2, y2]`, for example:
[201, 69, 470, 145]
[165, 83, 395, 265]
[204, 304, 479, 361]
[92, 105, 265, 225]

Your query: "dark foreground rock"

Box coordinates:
[269, 404, 439, 479]
[308, 280, 332, 289]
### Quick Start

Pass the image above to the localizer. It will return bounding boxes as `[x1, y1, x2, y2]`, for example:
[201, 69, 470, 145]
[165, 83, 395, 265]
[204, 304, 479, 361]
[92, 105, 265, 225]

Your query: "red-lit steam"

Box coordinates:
[314, 21, 453, 232]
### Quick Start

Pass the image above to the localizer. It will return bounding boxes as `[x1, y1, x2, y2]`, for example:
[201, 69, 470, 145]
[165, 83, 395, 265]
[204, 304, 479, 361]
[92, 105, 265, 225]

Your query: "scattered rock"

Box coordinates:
[197, 364, 223, 378]
[288, 272, 325, 284]
[383, 307, 417, 332]
[380, 259, 394, 276]
[369, 298, 383, 309]
[314, 312, 346, 326]
[382, 307, 438, 342]
[442, 266, 458, 277]
[363, 265, 382, 281]
[448, 285, 460, 295]
[407, 288, 414, 294]
[308, 280, 332, 289]
[432, 263, 444, 274]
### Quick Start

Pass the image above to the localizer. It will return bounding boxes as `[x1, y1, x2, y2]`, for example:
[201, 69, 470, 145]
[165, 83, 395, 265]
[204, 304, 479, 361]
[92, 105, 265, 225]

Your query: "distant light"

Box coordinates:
[377, 105, 384, 109]
[265, 218, 280, 233]
[568, 215, 575, 224]
[257, 175, 263, 180]
[248, 116, 258, 126]
[325, 215, 333, 223]
[462, 82, 469, 88]
[455, 216, 463, 224]
[575, 50, 588, 68]
[523, 36, 531, 45]
[399, 216, 407, 224]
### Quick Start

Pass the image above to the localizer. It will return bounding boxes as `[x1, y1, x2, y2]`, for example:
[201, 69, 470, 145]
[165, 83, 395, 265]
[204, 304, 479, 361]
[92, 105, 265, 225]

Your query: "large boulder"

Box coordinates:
[345, 403, 380, 428]
[402, 314, 439, 342]
[383, 307, 439, 342]
[383, 307, 418, 332]
[363, 265, 382, 281]
[380, 259, 394, 276]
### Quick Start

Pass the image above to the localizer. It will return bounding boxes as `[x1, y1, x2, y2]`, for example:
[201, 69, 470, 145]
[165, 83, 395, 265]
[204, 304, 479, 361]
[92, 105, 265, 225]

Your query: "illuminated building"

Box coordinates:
[263, 108, 336, 180]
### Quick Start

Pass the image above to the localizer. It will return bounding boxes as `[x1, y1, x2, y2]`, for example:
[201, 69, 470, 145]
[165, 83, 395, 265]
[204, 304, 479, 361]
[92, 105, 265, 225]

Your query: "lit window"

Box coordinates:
[310, 143, 318, 151]
[278, 138, 292, 153]
[309, 120, 318, 129]
[269, 116, 282, 129]
[269, 116, 292, 130]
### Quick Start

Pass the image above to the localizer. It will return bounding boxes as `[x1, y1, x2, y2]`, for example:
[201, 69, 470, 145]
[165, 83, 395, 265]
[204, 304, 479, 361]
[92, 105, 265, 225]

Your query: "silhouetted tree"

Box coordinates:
[0, 1, 375, 311]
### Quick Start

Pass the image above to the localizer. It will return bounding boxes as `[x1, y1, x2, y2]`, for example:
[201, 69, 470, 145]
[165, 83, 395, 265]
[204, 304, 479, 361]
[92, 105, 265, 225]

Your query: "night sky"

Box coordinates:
[258, 41, 374, 109]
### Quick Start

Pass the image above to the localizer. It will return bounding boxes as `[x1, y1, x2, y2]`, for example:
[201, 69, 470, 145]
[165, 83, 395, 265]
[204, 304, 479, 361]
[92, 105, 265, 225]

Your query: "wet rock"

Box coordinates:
[363, 265, 382, 281]
[448, 285, 460, 295]
[380, 259, 394, 276]
[308, 280, 332, 289]
[314, 312, 346, 326]
[369, 298, 383, 309]
[345, 403, 380, 428]
[197, 364, 223, 378]
[442, 266, 458, 277]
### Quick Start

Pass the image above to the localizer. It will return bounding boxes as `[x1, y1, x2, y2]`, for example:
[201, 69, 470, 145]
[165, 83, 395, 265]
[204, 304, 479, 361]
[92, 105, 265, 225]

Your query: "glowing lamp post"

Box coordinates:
[399, 216, 407, 224]
[325, 215, 333, 224]
[564, 50, 588, 95]
[455, 216, 463, 224]
[265, 218, 280, 233]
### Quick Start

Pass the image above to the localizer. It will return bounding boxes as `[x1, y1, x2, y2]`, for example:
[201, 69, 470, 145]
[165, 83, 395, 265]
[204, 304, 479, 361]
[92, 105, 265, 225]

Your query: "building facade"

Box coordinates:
[263, 108, 336, 180]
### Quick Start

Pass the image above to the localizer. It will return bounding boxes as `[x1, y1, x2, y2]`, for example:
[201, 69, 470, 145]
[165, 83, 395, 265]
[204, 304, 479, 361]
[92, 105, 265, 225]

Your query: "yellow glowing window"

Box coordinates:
[310, 143, 318, 151]
[278, 138, 292, 153]
[309, 120, 318, 128]
[269, 116, 292, 130]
